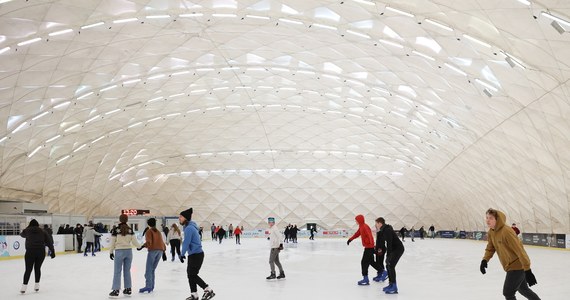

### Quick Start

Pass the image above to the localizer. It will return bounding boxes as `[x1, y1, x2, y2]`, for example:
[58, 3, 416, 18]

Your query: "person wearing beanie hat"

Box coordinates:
[108, 214, 140, 297]
[180, 208, 215, 300]
[138, 218, 166, 293]
[19, 219, 55, 294]
[266, 217, 285, 280]
[82, 220, 102, 257]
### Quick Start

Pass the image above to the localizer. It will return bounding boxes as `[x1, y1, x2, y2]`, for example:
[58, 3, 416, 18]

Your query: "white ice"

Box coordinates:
[1, 237, 568, 299]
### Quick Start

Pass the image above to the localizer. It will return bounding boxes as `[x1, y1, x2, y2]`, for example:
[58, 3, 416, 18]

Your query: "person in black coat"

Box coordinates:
[378, 218, 405, 294]
[20, 219, 55, 294]
[371, 218, 388, 282]
[216, 226, 226, 244]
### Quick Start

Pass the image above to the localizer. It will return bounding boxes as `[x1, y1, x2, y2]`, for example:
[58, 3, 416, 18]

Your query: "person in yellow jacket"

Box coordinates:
[480, 208, 541, 300]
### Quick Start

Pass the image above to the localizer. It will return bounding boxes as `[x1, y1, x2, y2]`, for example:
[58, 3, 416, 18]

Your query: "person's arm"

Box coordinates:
[505, 229, 530, 270]
[482, 234, 495, 262]
[348, 227, 362, 242]
[20, 228, 27, 238]
[181, 227, 191, 256]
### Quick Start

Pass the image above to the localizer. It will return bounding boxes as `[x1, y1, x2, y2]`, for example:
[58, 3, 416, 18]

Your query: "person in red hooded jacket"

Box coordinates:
[347, 214, 381, 286]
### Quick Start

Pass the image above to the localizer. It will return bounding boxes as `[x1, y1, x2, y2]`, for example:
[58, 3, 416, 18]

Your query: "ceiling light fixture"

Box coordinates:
[444, 63, 467, 75]
[278, 18, 303, 25]
[424, 19, 453, 31]
[17, 37, 41, 46]
[77, 92, 93, 100]
[146, 15, 170, 19]
[48, 29, 73, 36]
[81, 22, 104, 29]
[463, 34, 491, 48]
[245, 15, 270, 20]
[550, 21, 566, 34]
[517, 0, 531, 5]
[32, 111, 50, 121]
[0, 46, 10, 54]
[113, 18, 138, 24]
[378, 39, 404, 48]
[212, 13, 236, 18]
[475, 79, 498, 92]
[179, 13, 203, 18]
[412, 50, 435, 61]
[386, 6, 415, 18]
[353, 0, 375, 6]
[541, 12, 570, 26]
[346, 29, 371, 39]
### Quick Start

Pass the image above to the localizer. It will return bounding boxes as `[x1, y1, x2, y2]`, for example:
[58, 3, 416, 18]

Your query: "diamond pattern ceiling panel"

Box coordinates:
[0, 0, 569, 232]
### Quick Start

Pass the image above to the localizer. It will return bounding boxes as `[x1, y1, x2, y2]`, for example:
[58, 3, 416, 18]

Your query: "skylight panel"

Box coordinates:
[415, 37, 442, 53]
[314, 7, 341, 21]
[382, 26, 403, 41]
[281, 4, 299, 15]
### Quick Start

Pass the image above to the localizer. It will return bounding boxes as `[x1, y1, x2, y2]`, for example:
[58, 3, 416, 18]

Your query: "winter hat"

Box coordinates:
[180, 208, 193, 221]
[119, 214, 128, 223]
[147, 217, 156, 227]
[268, 217, 275, 224]
[29, 219, 39, 227]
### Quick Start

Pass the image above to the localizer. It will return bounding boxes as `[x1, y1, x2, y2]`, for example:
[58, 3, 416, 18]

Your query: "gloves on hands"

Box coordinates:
[346, 239, 352, 245]
[525, 269, 537, 286]
[278, 244, 284, 250]
[110, 253, 114, 260]
[480, 260, 487, 274]
[50, 252, 56, 259]
[162, 252, 167, 261]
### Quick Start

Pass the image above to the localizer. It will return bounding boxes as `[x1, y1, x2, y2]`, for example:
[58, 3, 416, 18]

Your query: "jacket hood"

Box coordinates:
[355, 214, 365, 225]
[494, 210, 507, 231]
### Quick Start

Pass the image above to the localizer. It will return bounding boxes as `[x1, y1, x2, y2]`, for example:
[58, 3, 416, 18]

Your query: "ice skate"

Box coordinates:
[34, 282, 40, 292]
[185, 294, 199, 300]
[382, 283, 393, 291]
[139, 287, 153, 293]
[276, 271, 286, 279]
[20, 284, 27, 294]
[123, 288, 131, 295]
[109, 290, 119, 298]
[384, 283, 398, 294]
[266, 272, 276, 280]
[202, 288, 215, 300]
[357, 275, 370, 285]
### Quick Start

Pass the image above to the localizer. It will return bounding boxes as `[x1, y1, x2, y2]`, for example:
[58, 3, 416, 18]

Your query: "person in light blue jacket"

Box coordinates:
[180, 208, 215, 300]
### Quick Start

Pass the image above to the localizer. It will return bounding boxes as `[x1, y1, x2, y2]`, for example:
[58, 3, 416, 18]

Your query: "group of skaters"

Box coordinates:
[209, 223, 244, 244]
[345, 209, 541, 299]
[17, 208, 541, 300]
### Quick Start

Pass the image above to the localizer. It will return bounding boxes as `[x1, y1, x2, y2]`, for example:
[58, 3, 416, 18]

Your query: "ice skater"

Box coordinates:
[377, 217, 404, 294]
[180, 208, 215, 300]
[480, 208, 540, 300]
[167, 223, 184, 262]
[266, 217, 285, 280]
[371, 218, 388, 283]
[19, 219, 55, 293]
[234, 225, 242, 244]
[108, 214, 140, 297]
[346, 214, 381, 286]
[83, 221, 101, 256]
[138, 218, 166, 293]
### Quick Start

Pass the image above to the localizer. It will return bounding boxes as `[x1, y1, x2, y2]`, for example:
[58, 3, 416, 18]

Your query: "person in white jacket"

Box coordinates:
[167, 223, 184, 263]
[108, 214, 141, 298]
[266, 217, 285, 280]
[83, 221, 102, 256]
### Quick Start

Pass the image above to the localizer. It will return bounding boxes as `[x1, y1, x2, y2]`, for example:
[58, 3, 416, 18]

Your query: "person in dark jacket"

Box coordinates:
[347, 215, 381, 286]
[216, 226, 226, 244]
[371, 218, 388, 282]
[20, 219, 55, 294]
[480, 208, 540, 300]
[74, 223, 83, 253]
[399, 226, 407, 242]
[377, 217, 404, 294]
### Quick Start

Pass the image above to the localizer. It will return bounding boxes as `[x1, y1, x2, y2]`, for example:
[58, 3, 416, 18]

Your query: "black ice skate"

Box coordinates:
[109, 290, 119, 298]
[266, 272, 276, 280]
[202, 289, 216, 300]
[123, 288, 131, 295]
[277, 272, 286, 279]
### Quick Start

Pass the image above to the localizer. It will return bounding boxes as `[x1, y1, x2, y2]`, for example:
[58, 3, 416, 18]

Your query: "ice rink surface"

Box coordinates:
[1, 237, 568, 299]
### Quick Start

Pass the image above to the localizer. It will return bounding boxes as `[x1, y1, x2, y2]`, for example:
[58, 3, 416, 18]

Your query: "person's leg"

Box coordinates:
[387, 248, 404, 284]
[517, 275, 541, 300]
[187, 252, 207, 292]
[124, 250, 133, 289]
[23, 251, 35, 284]
[149, 250, 161, 289]
[144, 252, 153, 288]
[274, 250, 284, 273]
[268, 248, 277, 274]
[170, 241, 176, 260]
[112, 250, 124, 290]
[503, 270, 524, 300]
[33, 251, 46, 283]
[361, 249, 376, 276]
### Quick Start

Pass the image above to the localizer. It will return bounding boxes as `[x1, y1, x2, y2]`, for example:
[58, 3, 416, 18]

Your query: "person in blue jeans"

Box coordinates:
[108, 214, 140, 297]
[138, 218, 166, 293]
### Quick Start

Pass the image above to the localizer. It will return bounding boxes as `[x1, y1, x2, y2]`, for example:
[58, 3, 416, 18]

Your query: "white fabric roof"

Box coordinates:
[0, 0, 569, 231]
